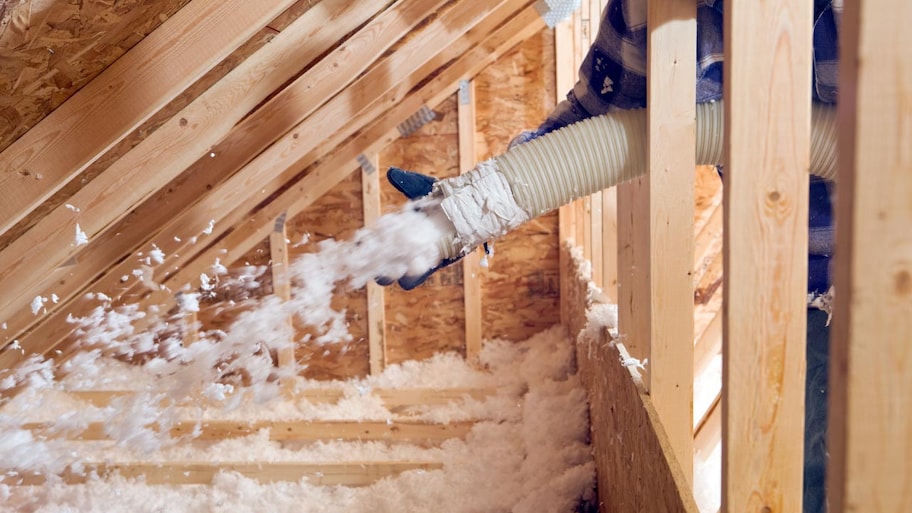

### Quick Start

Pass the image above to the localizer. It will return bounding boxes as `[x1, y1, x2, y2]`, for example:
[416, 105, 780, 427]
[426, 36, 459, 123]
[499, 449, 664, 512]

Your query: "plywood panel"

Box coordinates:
[288, 171, 369, 380]
[567, 245, 698, 513]
[475, 29, 560, 342]
[380, 95, 464, 364]
[0, 0, 190, 151]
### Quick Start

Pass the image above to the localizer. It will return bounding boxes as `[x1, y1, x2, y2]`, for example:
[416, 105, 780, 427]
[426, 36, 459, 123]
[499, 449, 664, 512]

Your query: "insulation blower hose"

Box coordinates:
[433, 100, 838, 259]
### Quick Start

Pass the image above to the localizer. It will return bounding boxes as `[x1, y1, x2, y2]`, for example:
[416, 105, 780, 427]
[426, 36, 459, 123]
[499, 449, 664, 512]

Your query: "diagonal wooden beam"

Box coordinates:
[0, 0, 394, 335]
[149, 0, 521, 292]
[1, 0, 542, 373]
[0, 0, 399, 354]
[0, 0, 298, 237]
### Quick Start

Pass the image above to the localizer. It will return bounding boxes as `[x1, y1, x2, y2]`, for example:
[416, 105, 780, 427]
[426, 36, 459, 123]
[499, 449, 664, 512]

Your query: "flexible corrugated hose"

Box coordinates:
[435, 100, 837, 259]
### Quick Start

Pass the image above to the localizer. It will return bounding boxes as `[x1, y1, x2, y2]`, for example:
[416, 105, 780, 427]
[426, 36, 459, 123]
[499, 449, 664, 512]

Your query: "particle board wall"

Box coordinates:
[0, 0, 190, 151]
[380, 95, 465, 365]
[474, 29, 560, 342]
[287, 170, 370, 380]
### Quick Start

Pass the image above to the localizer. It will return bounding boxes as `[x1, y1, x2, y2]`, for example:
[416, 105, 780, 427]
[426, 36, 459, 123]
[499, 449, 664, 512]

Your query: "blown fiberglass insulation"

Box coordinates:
[0, 203, 595, 512]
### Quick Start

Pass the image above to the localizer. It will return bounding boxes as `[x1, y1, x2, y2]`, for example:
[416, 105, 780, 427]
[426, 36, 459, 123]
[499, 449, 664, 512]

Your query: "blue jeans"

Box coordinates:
[804, 308, 830, 513]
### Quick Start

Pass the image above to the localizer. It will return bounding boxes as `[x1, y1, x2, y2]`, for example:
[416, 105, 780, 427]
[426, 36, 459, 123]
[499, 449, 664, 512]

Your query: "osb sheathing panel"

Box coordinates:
[0, 28, 278, 253]
[0, 0, 191, 152]
[475, 29, 560, 341]
[380, 95, 464, 365]
[287, 170, 370, 380]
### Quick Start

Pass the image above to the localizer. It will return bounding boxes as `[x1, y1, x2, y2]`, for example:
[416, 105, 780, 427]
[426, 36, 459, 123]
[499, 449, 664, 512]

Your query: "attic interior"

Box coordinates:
[0, 0, 668, 510]
[1, 0, 908, 512]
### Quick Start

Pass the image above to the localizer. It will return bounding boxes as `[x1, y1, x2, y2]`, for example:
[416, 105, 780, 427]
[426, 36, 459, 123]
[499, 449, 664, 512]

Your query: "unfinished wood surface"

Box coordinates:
[828, 1, 912, 511]
[382, 96, 465, 364]
[289, 171, 369, 380]
[554, 17, 576, 328]
[361, 154, 387, 375]
[566, 246, 698, 513]
[136, 0, 515, 297]
[269, 214, 295, 373]
[640, 0, 697, 481]
[0, 0, 296, 236]
[25, 419, 474, 444]
[722, 2, 812, 513]
[61, 387, 495, 410]
[0, 0, 190, 152]
[0, 0, 544, 373]
[0, 0, 383, 338]
[458, 79, 483, 360]
[476, 30, 560, 342]
[153, 0, 537, 294]
[13, 461, 443, 486]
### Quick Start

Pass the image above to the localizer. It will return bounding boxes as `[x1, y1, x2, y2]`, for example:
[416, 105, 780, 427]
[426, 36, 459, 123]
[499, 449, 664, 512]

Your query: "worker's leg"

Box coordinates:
[804, 307, 830, 513]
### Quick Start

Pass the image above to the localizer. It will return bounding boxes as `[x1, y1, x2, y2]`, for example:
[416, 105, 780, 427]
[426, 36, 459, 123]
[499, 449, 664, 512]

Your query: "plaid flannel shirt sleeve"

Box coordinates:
[534, 0, 840, 133]
[524, 0, 841, 293]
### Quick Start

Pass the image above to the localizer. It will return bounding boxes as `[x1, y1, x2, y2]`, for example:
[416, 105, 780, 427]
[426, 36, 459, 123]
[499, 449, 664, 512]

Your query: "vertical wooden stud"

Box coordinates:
[555, 14, 577, 328]
[829, 1, 912, 511]
[361, 153, 387, 376]
[269, 213, 296, 378]
[458, 80, 483, 361]
[722, 2, 812, 512]
[632, 0, 697, 483]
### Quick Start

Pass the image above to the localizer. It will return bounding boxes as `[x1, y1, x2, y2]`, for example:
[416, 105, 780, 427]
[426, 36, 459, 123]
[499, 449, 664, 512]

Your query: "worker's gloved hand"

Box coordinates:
[376, 167, 466, 290]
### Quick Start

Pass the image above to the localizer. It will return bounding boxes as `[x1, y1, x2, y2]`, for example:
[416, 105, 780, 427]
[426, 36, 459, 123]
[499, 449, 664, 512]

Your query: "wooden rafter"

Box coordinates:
[0, 0, 543, 373]
[361, 153, 387, 375]
[0, 0, 297, 236]
[0, 0, 389, 349]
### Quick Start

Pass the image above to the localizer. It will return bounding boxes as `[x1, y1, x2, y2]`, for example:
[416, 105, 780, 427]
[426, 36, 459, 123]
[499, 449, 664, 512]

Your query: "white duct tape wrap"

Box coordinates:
[435, 160, 531, 252]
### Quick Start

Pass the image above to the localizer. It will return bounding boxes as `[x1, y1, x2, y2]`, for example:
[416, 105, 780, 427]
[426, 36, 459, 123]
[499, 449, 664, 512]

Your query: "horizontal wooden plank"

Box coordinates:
[59, 387, 494, 409]
[11, 461, 442, 486]
[24, 419, 474, 443]
[0, 0, 541, 374]
[0, 0, 296, 236]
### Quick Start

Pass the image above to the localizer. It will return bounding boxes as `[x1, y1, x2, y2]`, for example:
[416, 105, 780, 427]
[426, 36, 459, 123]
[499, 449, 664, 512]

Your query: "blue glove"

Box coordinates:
[377, 167, 466, 290]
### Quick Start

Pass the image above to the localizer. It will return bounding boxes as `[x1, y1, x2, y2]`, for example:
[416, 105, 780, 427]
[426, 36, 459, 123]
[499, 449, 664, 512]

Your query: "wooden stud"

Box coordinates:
[457, 79, 483, 361]
[554, 13, 578, 329]
[721, 2, 812, 512]
[269, 213, 296, 377]
[616, 0, 698, 481]
[828, 1, 912, 511]
[141, 2, 538, 314]
[0, 0, 296, 236]
[361, 154, 387, 375]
